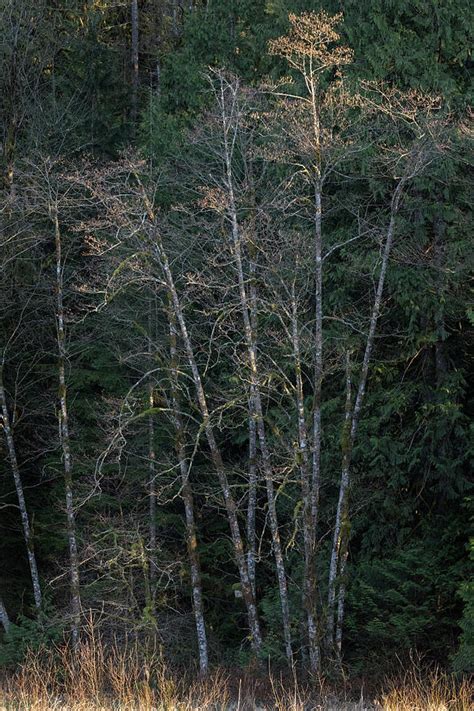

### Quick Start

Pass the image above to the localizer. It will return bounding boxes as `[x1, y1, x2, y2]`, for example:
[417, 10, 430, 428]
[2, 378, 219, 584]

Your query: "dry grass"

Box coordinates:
[378, 664, 473, 711]
[0, 631, 471, 710]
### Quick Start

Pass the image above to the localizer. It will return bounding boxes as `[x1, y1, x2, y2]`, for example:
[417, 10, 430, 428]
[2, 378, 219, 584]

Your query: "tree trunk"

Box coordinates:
[333, 351, 352, 656]
[53, 208, 81, 648]
[219, 77, 293, 663]
[290, 281, 320, 673]
[148, 308, 158, 595]
[247, 385, 258, 599]
[433, 215, 448, 387]
[310, 72, 323, 558]
[246, 175, 259, 602]
[0, 595, 10, 634]
[327, 180, 404, 649]
[131, 0, 139, 125]
[0, 360, 42, 611]
[136, 173, 262, 653]
[169, 309, 209, 674]
[163, 248, 261, 653]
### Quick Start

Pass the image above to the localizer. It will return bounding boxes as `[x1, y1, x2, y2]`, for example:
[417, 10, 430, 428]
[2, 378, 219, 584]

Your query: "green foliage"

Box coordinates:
[0, 605, 63, 668]
[453, 532, 474, 672]
[346, 533, 466, 673]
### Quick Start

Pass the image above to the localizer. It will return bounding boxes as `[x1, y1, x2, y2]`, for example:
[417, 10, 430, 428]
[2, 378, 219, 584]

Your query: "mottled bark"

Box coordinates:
[0, 595, 10, 634]
[290, 282, 319, 672]
[327, 181, 404, 648]
[246, 184, 258, 601]
[134, 178, 262, 651]
[309, 68, 323, 548]
[148, 308, 158, 593]
[53, 208, 81, 648]
[433, 215, 448, 387]
[219, 75, 293, 664]
[0, 360, 42, 611]
[130, 0, 139, 125]
[169, 310, 209, 674]
[161, 245, 261, 652]
[247, 386, 258, 599]
[331, 351, 352, 655]
[311, 181, 323, 542]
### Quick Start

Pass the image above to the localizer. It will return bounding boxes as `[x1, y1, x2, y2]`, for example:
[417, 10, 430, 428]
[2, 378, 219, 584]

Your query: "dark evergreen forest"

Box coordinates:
[0, 0, 472, 699]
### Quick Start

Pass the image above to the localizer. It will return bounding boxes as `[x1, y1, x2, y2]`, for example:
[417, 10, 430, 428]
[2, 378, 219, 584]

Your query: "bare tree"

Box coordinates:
[326, 86, 446, 652]
[211, 70, 293, 664]
[84, 164, 263, 655]
[269, 11, 354, 671]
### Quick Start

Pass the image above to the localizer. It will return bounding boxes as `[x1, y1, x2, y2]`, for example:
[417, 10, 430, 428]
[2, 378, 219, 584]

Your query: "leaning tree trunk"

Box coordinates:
[0, 361, 42, 611]
[135, 175, 262, 653]
[327, 180, 405, 649]
[169, 309, 209, 674]
[53, 207, 81, 648]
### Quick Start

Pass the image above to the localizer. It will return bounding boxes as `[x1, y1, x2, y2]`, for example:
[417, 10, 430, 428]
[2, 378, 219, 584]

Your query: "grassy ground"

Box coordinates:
[0, 634, 471, 710]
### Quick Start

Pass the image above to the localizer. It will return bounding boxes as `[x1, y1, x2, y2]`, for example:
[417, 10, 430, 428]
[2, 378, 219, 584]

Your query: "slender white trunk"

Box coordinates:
[310, 78, 323, 548]
[169, 311, 209, 674]
[290, 282, 319, 673]
[136, 173, 262, 652]
[131, 0, 139, 124]
[247, 386, 258, 599]
[148, 384, 157, 589]
[433, 215, 447, 386]
[330, 351, 352, 654]
[148, 308, 158, 593]
[164, 249, 261, 652]
[219, 76, 293, 664]
[327, 181, 404, 648]
[0, 595, 10, 634]
[53, 208, 81, 648]
[0, 362, 42, 611]
[247, 257, 258, 598]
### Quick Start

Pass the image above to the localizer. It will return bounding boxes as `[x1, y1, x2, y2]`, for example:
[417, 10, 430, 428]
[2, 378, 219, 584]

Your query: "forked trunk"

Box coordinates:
[136, 171, 262, 653]
[219, 78, 293, 663]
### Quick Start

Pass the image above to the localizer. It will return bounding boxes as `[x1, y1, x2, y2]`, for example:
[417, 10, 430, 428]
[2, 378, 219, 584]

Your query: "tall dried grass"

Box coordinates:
[379, 663, 472, 711]
[0, 629, 471, 710]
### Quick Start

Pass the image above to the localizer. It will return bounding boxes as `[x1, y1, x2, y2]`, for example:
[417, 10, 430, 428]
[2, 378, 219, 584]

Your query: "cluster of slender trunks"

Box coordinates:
[0, 67, 427, 679]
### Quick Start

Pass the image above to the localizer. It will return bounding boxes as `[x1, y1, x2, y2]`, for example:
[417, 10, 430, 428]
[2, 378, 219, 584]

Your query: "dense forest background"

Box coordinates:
[0, 0, 472, 680]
